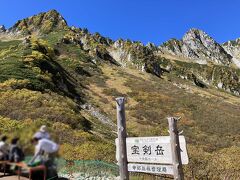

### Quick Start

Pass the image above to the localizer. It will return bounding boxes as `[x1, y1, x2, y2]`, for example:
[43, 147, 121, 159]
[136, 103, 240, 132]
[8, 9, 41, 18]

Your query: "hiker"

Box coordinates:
[0, 135, 9, 160]
[29, 137, 59, 179]
[9, 138, 25, 162]
[33, 125, 50, 140]
[29, 137, 59, 165]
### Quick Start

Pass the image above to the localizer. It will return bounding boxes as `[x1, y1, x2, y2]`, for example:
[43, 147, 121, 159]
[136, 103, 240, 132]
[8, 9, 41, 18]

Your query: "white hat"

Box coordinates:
[40, 125, 47, 132]
[33, 132, 42, 139]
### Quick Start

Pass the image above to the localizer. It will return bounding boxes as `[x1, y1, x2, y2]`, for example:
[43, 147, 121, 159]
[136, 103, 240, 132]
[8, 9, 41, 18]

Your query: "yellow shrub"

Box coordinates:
[0, 79, 30, 90]
[59, 142, 115, 162]
[0, 116, 22, 133]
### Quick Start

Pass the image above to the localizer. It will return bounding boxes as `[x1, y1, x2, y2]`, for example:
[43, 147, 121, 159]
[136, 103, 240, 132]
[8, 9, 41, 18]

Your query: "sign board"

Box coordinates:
[116, 136, 188, 164]
[128, 163, 174, 175]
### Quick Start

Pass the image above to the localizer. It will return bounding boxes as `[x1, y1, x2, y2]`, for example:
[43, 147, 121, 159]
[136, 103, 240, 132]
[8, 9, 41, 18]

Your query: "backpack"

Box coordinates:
[9, 146, 25, 162]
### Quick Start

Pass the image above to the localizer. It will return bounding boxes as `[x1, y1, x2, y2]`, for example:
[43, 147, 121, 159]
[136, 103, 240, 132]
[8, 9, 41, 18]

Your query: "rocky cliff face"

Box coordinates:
[222, 38, 240, 68]
[61, 27, 162, 76]
[102, 39, 162, 76]
[223, 38, 240, 56]
[160, 29, 233, 65]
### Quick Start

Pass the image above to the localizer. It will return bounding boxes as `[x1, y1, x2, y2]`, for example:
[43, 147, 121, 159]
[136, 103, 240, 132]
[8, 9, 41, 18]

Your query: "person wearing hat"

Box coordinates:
[28, 136, 59, 179]
[33, 125, 50, 140]
[29, 136, 59, 164]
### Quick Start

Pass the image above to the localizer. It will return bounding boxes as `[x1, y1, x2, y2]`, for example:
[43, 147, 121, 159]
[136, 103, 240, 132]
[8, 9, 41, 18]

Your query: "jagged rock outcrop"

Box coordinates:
[0, 25, 6, 33]
[60, 29, 163, 76]
[146, 42, 158, 51]
[160, 29, 232, 65]
[157, 59, 240, 95]
[223, 38, 240, 56]
[108, 39, 162, 76]
[8, 10, 68, 35]
[108, 39, 134, 66]
[222, 38, 240, 68]
[108, 39, 147, 66]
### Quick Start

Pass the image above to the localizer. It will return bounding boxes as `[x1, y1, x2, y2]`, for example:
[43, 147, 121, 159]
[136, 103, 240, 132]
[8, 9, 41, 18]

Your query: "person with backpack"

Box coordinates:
[9, 138, 25, 162]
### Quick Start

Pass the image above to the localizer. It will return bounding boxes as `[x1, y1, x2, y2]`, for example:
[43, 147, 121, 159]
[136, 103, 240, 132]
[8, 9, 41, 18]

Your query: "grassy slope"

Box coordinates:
[86, 64, 240, 178]
[87, 63, 240, 148]
[0, 34, 115, 162]
[0, 31, 240, 179]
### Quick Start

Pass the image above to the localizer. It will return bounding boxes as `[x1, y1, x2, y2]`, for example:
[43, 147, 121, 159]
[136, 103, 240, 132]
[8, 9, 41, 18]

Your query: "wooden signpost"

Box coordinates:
[116, 97, 129, 180]
[168, 117, 184, 179]
[116, 97, 188, 180]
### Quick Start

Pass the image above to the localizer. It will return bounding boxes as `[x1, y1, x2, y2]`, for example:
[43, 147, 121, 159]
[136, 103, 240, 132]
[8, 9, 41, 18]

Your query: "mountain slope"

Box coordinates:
[0, 10, 240, 179]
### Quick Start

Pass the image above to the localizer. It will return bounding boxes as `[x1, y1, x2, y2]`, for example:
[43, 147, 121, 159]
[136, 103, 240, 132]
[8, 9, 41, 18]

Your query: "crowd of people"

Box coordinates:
[0, 125, 59, 178]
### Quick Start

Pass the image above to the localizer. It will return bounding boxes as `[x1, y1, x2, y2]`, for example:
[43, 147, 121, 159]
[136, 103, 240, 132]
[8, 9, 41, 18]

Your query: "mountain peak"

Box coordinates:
[42, 9, 67, 23]
[183, 28, 207, 39]
[186, 28, 204, 34]
[9, 9, 68, 35]
[186, 28, 205, 33]
[160, 28, 232, 65]
[45, 9, 61, 15]
[183, 28, 213, 43]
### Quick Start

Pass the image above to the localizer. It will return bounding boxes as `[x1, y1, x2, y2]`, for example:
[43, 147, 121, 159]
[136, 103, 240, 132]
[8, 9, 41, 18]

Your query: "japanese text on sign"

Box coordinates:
[128, 163, 173, 175]
[116, 136, 189, 164]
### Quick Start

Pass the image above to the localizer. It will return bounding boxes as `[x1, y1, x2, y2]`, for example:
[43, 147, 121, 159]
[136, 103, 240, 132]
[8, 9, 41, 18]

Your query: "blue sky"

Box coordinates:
[0, 0, 240, 45]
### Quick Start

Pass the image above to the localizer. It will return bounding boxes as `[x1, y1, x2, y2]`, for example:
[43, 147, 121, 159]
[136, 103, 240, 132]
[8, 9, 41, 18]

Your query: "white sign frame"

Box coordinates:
[116, 136, 188, 164]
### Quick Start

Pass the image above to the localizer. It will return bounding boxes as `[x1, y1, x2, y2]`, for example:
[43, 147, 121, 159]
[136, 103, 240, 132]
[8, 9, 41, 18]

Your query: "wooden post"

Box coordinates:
[168, 117, 184, 180]
[116, 97, 129, 180]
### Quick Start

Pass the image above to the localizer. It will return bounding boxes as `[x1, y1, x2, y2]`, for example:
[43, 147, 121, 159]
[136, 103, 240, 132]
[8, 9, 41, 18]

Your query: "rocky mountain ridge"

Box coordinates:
[0, 10, 240, 95]
[1, 10, 240, 69]
[159, 28, 240, 68]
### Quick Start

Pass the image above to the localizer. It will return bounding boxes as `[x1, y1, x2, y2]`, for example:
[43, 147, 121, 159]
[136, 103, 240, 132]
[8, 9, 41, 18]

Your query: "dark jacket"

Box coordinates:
[9, 145, 25, 162]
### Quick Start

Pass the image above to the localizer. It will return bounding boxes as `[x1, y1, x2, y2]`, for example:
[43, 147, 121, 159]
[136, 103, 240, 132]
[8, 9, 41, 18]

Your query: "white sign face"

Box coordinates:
[116, 136, 188, 164]
[128, 163, 173, 175]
